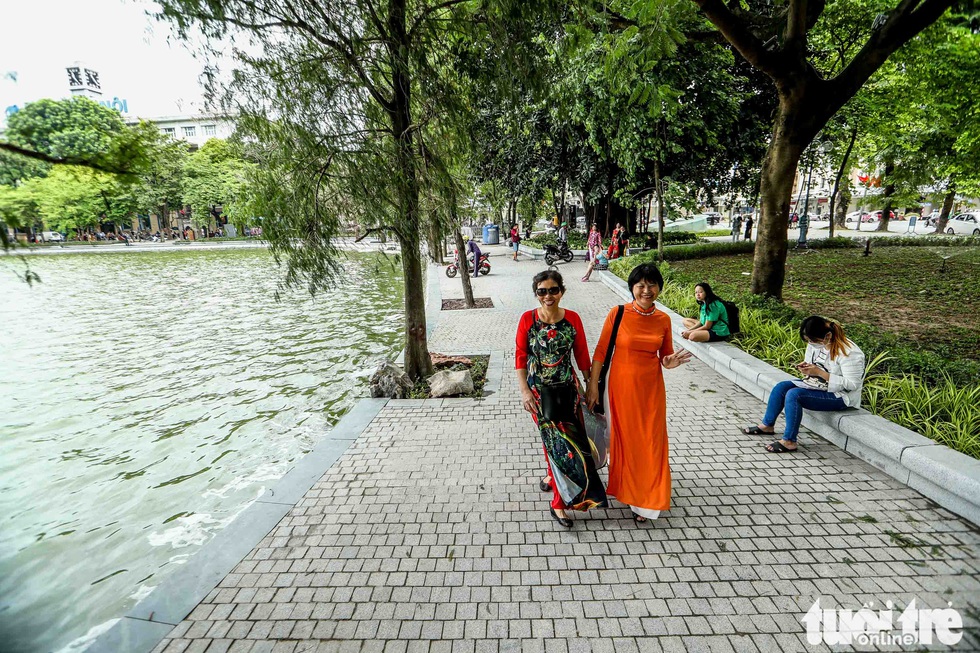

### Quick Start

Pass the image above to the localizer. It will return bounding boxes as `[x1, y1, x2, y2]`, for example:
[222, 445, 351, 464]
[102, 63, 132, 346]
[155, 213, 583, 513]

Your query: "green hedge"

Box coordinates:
[608, 247, 980, 459]
[524, 231, 589, 250]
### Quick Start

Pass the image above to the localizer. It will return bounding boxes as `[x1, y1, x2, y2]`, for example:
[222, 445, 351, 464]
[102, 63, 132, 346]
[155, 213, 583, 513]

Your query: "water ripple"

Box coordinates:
[0, 248, 403, 653]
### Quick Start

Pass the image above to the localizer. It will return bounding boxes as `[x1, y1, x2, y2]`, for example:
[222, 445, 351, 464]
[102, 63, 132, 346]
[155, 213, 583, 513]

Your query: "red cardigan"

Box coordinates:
[515, 308, 592, 373]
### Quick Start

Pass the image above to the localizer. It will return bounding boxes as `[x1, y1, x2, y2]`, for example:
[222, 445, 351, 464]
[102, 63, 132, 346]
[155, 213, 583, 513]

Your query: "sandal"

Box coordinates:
[765, 440, 798, 453]
[550, 507, 573, 528]
[632, 512, 647, 523]
[743, 425, 774, 435]
[539, 479, 551, 492]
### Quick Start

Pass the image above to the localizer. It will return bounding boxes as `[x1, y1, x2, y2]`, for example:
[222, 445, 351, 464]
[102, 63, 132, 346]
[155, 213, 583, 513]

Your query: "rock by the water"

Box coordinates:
[428, 369, 474, 398]
[370, 361, 413, 399]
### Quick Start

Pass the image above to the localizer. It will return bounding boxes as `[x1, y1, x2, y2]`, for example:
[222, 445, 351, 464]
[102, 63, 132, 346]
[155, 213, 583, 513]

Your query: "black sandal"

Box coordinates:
[550, 507, 573, 528]
[632, 512, 648, 523]
[539, 479, 551, 492]
[765, 440, 798, 453]
[743, 425, 774, 435]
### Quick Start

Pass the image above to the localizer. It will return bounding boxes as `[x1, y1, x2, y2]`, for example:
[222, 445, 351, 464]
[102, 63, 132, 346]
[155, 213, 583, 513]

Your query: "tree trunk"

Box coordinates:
[828, 126, 857, 240]
[753, 108, 806, 298]
[835, 184, 851, 227]
[875, 159, 895, 232]
[452, 224, 475, 308]
[389, 0, 431, 381]
[654, 161, 665, 262]
[427, 220, 444, 264]
[934, 187, 955, 234]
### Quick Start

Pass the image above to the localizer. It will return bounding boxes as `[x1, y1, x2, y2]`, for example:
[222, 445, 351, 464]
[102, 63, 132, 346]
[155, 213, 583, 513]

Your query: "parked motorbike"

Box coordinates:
[543, 241, 575, 266]
[446, 249, 491, 277]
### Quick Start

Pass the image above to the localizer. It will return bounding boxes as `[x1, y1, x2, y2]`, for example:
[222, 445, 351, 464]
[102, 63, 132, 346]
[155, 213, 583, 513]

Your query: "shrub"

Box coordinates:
[872, 235, 980, 248]
[636, 231, 700, 245]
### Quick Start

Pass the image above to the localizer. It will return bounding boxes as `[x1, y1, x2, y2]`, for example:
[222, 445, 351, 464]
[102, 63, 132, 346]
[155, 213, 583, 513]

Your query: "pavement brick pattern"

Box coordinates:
[153, 245, 980, 653]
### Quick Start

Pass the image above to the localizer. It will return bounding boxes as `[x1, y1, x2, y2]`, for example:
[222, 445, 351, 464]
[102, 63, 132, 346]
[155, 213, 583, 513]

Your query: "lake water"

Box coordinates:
[0, 247, 404, 653]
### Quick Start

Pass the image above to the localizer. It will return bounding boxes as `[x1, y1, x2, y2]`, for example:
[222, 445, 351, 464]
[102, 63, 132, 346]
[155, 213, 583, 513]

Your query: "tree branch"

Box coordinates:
[354, 226, 397, 242]
[785, 0, 808, 46]
[691, 0, 782, 77]
[0, 142, 138, 176]
[827, 0, 954, 108]
[407, 0, 470, 41]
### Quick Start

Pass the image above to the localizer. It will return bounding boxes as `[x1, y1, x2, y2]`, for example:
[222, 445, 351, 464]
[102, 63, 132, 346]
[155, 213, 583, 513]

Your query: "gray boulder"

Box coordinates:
[428, 369, 474, 398]
[370, 361, 413, 399]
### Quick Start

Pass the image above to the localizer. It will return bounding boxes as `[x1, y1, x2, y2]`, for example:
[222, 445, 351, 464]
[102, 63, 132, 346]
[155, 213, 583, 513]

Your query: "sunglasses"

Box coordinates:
[535, 287, 562, 296]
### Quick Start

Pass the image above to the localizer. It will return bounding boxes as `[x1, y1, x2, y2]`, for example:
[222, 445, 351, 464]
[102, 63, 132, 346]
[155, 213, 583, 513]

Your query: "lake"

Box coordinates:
[0, 247, 404, 652]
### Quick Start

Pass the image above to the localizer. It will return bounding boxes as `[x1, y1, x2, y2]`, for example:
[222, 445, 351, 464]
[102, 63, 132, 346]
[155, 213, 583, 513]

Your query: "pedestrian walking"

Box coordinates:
[510, 224, 521, 261]
[732, 214, 742, 242]
[743, 316, 865, 453]
[516, 271, 607, 528]
[586, 264, 692, 522]
[743, 215, 754, 241]
[581, 225, 603, 282]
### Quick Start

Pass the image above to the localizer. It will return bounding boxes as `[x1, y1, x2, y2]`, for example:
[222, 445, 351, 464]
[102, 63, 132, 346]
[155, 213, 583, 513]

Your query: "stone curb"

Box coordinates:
[86, 397, 390, 653]
[596, 269, 980, 526]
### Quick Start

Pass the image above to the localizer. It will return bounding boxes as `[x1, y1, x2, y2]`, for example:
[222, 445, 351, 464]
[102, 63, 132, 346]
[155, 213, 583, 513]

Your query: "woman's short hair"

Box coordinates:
[532, 269, 565, 293]
[627, 263, 663, 297]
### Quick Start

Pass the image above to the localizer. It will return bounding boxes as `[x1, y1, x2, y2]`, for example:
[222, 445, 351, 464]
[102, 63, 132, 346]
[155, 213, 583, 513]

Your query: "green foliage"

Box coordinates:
[181, 139, 253, 228]
[639, 231, 699, 245]
[696, 229, 732, 237]
[20, 166, 137, 232]
[1, 97, 156, 182]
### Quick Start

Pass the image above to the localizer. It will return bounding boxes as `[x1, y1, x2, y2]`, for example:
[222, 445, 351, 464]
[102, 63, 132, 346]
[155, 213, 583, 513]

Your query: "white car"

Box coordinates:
[41, 231, 64, 242]
[945, 211, 980, 236]
[845, 211, 876, 224]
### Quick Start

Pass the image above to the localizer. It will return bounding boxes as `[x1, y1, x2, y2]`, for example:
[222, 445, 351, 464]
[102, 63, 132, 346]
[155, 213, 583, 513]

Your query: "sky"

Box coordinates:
[0, 0, 221, 124]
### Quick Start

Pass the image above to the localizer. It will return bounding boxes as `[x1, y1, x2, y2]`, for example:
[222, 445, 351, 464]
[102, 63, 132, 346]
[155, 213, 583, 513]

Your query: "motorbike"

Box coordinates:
[543, 240, 575, 266]
[446, 249, 491, 278]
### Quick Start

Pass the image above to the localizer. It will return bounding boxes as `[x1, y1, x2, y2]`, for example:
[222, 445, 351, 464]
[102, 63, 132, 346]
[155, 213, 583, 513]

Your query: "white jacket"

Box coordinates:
[804, 341, 865, 408]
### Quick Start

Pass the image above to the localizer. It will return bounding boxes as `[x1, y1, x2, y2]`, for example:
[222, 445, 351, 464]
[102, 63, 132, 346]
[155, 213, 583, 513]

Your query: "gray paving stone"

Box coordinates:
[134, 249, 980, 653]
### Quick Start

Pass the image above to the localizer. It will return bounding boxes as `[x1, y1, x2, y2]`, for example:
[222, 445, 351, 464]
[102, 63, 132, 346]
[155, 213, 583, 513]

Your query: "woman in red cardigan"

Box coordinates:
[515, 270, 607, 528]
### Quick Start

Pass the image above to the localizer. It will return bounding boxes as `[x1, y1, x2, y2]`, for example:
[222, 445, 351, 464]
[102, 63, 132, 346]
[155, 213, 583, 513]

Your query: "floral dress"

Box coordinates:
[515, 309, 608, 511]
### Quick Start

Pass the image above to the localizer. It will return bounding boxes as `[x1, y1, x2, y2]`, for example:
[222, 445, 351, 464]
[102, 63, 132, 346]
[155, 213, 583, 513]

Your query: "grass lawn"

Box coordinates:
[669, 246, 980, 364]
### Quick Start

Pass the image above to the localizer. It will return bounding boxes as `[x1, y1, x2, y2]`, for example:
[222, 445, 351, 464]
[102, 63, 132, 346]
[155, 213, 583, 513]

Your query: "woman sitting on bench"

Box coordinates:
[743, 315, 865, 454]
[681, 282, 730, 342]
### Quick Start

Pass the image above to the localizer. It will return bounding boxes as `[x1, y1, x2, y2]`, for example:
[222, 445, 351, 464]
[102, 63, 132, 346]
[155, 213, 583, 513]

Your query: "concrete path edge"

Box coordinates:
[596, 269, 980, 526]
[86, 397, 391, 653]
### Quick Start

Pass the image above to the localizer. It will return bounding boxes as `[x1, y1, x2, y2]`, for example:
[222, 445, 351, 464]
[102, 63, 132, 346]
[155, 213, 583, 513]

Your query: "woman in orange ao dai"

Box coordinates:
[586, 263, 691, 522]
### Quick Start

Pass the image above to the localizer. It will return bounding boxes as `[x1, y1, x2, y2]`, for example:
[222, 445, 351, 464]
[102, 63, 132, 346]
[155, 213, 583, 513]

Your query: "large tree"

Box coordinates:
[155, 0, 537, 380]
[693, 0, 956, 298]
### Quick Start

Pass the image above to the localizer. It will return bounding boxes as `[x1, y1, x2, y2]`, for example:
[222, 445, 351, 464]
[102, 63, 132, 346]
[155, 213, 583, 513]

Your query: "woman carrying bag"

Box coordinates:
[516, 270, 608, 528]
[587, 264, 691, 523]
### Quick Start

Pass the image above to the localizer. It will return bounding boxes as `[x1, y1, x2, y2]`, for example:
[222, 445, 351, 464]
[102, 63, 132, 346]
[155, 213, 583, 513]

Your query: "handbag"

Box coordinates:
[594, 304, 625, 416]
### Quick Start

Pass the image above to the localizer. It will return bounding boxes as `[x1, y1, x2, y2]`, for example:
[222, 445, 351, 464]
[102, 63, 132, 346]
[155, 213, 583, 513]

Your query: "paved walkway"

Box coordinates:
[152, 245, 980, 653]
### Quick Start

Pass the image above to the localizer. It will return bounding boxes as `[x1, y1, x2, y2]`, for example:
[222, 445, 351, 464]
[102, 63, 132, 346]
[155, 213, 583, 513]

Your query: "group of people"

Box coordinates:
[516, 267, 865, 527]
[579, 223, 627, 282]
[731, 214, 754, 241]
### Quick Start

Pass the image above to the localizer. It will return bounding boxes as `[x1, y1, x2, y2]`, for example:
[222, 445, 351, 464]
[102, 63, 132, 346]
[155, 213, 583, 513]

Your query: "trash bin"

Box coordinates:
[483, 224, 500, 245]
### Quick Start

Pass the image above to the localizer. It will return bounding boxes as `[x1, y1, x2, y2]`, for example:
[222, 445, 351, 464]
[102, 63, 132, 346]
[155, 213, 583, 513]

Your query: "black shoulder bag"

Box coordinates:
[594, 304, 625, 415]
